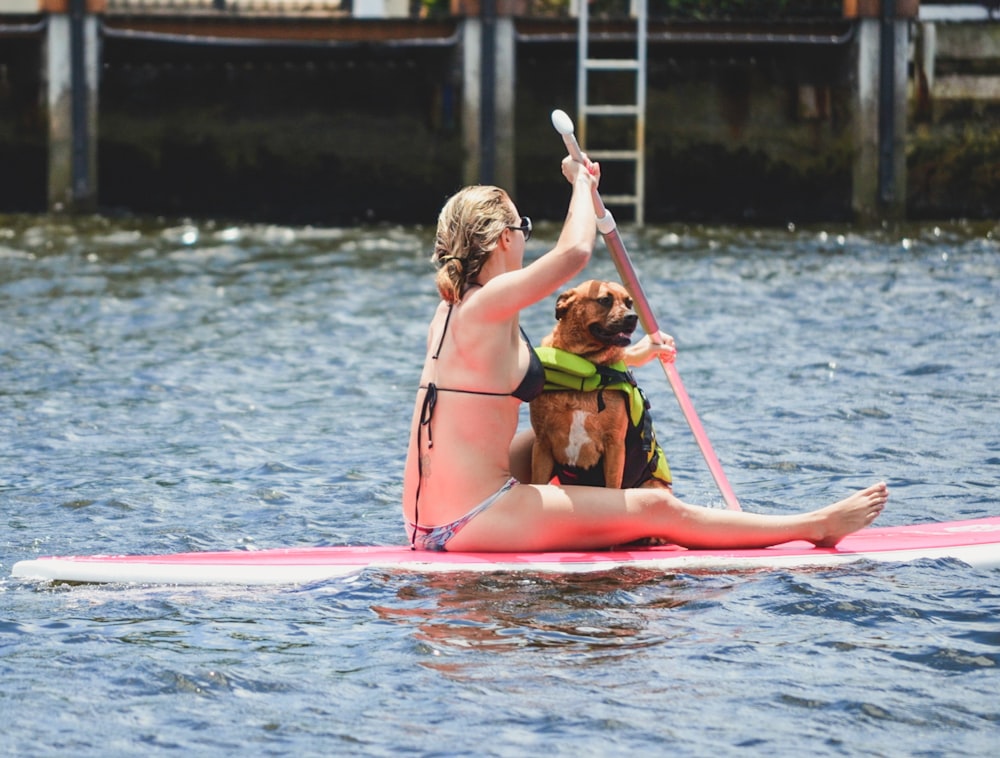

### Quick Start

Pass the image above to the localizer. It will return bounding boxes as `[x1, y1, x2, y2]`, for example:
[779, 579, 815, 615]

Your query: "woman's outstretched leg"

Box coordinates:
[452, 480, 889, 552]
[632, 481, 889, 550]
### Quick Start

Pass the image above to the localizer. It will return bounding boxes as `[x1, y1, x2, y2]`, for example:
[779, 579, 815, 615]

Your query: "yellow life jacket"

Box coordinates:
[534, 346, 672, 487]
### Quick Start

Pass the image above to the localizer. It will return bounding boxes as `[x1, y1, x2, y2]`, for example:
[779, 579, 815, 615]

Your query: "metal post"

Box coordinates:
[69, 0, 90, 203]
[479, 0, 496, 184]
[877, 0, 895, 205]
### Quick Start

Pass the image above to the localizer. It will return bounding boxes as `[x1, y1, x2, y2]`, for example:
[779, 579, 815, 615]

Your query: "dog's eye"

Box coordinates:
[624, 298, 633, 309]
[597, 295, 613, 307]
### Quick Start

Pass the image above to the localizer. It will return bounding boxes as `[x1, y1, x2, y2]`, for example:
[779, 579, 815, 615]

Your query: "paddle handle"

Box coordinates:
[550, 109, 742, 511]
[551, 109, 611, 229]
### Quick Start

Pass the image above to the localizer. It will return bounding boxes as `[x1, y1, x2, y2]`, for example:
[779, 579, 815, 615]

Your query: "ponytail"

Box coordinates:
[432, 186, 515, 303]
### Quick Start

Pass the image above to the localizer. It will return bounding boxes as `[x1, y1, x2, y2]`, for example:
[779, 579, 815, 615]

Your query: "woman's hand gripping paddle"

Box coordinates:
[551, 109, 742, 510]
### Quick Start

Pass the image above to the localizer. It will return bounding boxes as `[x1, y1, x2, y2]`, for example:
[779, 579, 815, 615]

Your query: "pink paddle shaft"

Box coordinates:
[557, 121, 742, 511]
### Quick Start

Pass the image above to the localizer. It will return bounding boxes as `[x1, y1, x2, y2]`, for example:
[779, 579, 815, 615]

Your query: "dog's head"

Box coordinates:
[543, 280, 638, 365]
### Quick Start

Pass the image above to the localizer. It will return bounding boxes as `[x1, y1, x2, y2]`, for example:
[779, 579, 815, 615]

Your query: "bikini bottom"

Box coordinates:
[406, 477, 518, 551]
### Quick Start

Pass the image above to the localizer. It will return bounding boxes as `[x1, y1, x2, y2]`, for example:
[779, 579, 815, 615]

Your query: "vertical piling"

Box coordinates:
[847, 0, 912, 222]
[480, 0, 496, 184]
[493, 12, 515, 193]
[45, 0, 98, 212]
[461, 14, 481, 186]
[458, 0, 516, 190]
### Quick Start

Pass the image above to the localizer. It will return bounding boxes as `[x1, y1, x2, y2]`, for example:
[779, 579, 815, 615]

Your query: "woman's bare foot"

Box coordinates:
[810, 482, 889, 547]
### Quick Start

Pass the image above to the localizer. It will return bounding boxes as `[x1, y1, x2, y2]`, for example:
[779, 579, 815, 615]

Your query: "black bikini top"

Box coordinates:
[422, 302, 545, 403]
[511, 339, 546, 402]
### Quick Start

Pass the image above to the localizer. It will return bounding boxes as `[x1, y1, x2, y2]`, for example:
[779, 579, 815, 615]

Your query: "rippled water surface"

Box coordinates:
[2, 215, 999, 755]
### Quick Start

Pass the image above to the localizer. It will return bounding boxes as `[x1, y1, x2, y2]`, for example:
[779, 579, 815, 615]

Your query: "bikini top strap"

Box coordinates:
[432, 282, 483, 360]
[432, 305, 453, 360]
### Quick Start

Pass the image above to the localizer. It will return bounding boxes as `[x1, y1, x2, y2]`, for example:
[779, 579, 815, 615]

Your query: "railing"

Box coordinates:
[25, 0, 999, 21]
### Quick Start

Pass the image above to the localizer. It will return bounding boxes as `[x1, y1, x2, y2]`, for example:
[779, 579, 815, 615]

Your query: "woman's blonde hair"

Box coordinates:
[433, 185, 517, 303]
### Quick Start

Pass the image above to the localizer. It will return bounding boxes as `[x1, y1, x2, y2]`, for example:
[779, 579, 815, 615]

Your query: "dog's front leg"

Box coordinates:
[602, 438, 626, 489]
[600, 398, 630, 488]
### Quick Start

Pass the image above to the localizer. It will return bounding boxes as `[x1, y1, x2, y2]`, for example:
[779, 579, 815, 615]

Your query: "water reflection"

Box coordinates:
[371, 569, 735, 669]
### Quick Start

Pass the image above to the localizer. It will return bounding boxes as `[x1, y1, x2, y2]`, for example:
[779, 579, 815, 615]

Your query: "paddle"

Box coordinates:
[551, 109, 742, 511]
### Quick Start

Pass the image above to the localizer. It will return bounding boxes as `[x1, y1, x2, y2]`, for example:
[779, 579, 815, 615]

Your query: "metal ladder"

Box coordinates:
[576, 0, 647, 225]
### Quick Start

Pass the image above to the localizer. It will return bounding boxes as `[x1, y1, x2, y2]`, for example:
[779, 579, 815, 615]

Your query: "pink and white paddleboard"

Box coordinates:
[10, 516, 1000, 586]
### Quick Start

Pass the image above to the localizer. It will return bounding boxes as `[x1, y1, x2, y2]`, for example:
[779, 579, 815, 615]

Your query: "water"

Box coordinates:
[2, 215, 999, 756]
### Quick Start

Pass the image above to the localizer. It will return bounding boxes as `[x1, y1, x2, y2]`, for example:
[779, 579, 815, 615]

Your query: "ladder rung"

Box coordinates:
[582, 104, 640, 117]
[585, 59, 640, 71]
[601, 194, 639, 205]
[587, 150, 640, 161]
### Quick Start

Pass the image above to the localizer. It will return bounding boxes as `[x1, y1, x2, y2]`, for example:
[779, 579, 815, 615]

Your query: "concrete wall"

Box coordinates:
[909, 20, 1000, 218]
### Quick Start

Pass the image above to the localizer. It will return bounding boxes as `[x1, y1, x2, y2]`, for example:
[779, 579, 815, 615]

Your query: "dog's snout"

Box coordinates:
[623, 313, 638, 330]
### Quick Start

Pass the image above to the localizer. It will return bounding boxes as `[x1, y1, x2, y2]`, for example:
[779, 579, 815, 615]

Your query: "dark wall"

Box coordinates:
[100, 33, 865, 225]
[0, 35, 47, 213]
[3, 19, 997, 224]
[514, 37, 856, 224]
[98, 37, 464, 224]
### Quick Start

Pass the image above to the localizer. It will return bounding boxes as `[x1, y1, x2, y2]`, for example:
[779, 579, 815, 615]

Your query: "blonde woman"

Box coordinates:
[403, 156, 888, 551]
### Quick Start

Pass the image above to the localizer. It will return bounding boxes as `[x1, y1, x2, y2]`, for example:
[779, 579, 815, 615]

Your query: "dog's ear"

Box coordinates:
[554, 290, 576, 321]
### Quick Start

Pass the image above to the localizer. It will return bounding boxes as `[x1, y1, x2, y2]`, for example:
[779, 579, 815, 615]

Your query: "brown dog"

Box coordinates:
[529, 280, 672, 490]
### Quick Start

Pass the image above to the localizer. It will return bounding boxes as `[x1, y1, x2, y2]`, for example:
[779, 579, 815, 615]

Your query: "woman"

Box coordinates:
[402, 155, 888, 552]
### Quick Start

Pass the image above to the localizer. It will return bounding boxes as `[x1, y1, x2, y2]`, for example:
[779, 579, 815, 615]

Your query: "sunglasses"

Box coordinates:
[506, 216, 532, 242]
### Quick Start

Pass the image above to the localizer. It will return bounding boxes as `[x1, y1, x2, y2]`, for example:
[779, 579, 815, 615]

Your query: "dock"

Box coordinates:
[1, 0, 997, 223]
